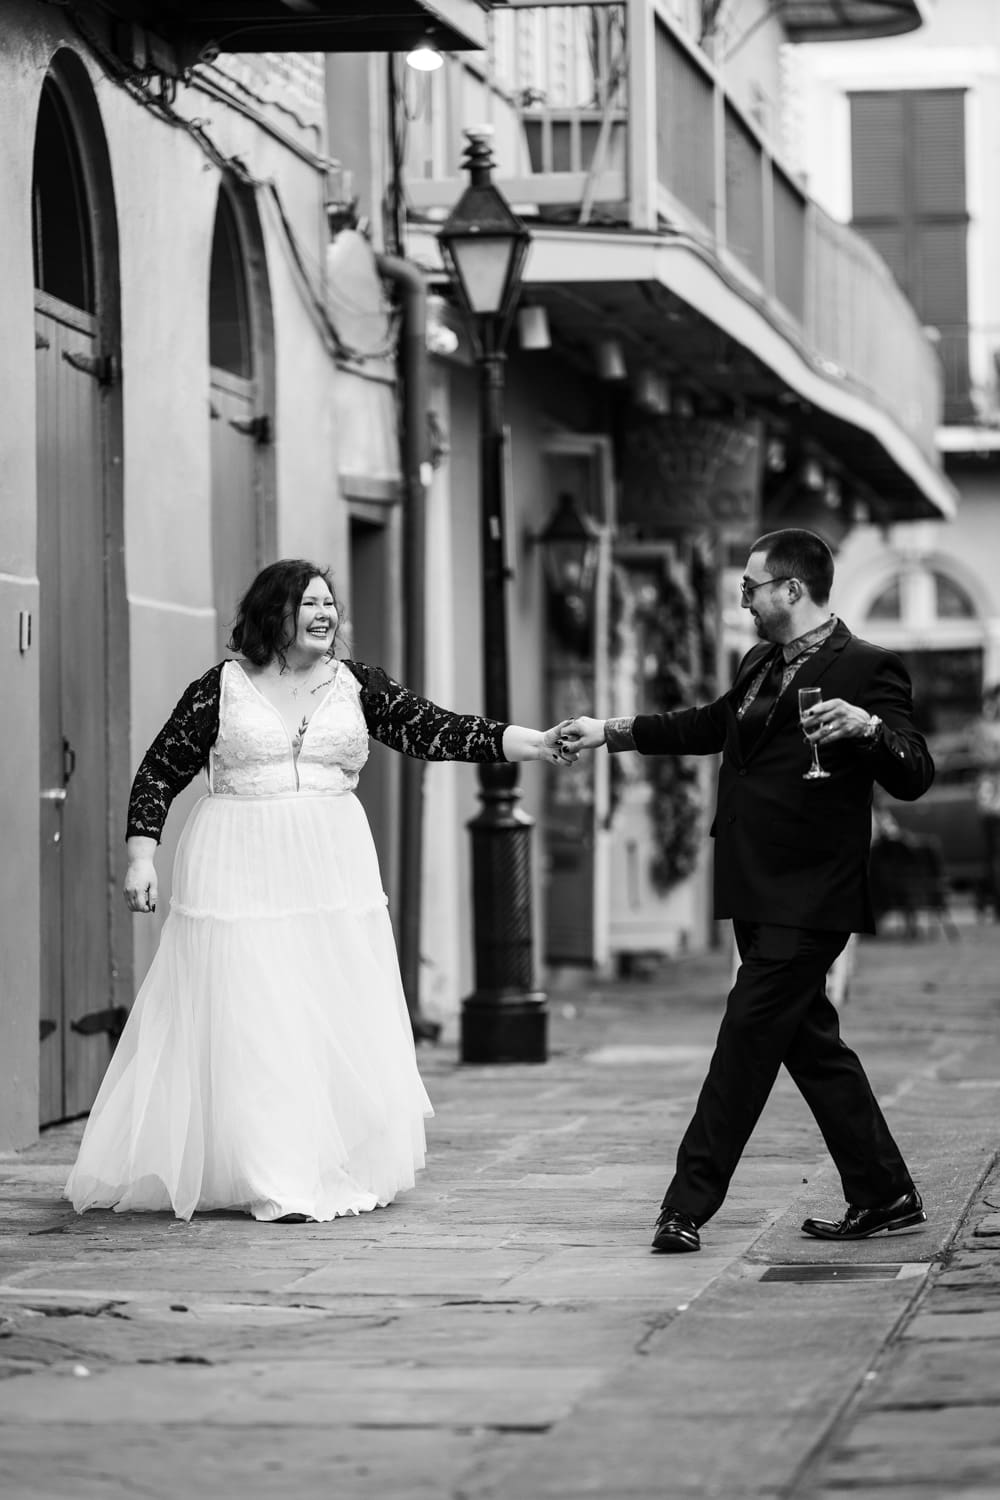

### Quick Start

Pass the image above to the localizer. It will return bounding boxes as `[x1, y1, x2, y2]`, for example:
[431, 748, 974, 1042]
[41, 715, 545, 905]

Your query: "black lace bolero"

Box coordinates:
[126, 660, 509, 842]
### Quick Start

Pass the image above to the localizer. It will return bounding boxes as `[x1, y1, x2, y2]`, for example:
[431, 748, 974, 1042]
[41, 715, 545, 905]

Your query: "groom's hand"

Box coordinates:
[558, 716, 606, 753]
[542, 720, 581, 764]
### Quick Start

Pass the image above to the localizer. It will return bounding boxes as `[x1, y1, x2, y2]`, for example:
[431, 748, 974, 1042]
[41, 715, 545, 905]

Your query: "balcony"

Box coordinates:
[404, 1, 952, 517]
[932, 324, 979, 428]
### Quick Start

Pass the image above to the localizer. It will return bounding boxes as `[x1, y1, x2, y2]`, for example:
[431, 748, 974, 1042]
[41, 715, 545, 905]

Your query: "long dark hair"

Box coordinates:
[228, 559, 342, 668]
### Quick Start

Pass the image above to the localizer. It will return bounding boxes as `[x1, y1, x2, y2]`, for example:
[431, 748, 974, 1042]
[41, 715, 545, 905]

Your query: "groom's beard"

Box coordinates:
[752, 605, 792, 643]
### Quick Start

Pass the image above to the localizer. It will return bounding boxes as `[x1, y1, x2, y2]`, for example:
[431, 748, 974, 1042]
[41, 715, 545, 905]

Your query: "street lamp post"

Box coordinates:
[439, 127, 547, 1064]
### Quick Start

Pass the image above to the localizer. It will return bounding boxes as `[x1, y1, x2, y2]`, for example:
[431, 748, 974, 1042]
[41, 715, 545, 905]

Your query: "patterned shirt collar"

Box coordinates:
[779, 615, 837, 664]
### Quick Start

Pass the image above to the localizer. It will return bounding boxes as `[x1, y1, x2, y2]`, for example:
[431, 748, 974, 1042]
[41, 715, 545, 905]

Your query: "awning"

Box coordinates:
[521, 228, 956, 524]
[95, 0, 488, 55]
[776, 0, 931, 42]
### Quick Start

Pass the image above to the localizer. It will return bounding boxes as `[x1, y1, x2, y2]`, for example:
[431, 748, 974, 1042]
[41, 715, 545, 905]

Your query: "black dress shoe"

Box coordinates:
[801, 1188, 925, 1241]
[651, 1207, 700, 1253]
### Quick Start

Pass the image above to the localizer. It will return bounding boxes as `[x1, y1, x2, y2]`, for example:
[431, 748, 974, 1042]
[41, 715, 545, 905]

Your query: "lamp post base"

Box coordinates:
[461, 762, 548, 1064]
[460, 992, 548, 1064]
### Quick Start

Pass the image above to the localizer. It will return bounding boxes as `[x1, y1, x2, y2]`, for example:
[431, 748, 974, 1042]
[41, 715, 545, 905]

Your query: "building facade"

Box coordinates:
[392, 0, 953, 979]
[793, 0, 1000, 726]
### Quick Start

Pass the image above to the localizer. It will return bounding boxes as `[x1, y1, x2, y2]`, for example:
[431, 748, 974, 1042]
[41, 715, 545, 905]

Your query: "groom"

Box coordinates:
[561, 529, 933, 1252]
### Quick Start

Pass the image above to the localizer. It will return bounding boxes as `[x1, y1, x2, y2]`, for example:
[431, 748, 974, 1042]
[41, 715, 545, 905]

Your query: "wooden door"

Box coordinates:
[210, 369, 259, 655]
[349, 514, 400, 913]
[36, 294, 114, 1122]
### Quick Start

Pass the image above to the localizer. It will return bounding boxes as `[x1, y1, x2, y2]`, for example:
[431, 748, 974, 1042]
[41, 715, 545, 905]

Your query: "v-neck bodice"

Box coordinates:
[210, 661, 370, 797]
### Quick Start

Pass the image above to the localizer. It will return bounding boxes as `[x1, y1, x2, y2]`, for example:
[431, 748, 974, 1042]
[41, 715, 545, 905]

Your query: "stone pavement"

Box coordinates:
[1, 917, 999, 1499]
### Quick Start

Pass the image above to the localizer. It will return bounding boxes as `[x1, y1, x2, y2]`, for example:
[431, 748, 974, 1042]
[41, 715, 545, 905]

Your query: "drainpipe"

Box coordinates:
[376, 252, 439, 1041]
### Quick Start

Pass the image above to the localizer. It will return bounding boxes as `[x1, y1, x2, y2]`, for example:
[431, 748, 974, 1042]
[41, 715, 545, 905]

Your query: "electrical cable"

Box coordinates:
[39, 0, 396, 364]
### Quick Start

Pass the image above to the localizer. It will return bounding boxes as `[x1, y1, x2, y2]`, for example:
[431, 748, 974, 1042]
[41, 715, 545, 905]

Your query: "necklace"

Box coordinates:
[277, 657, 326, 698]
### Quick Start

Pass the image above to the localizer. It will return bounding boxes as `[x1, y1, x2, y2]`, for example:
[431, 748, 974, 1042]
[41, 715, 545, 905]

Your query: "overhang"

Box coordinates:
[521, 228, 956, 524]
[777, 0, 931, 42]
[94, 0, 488, 55]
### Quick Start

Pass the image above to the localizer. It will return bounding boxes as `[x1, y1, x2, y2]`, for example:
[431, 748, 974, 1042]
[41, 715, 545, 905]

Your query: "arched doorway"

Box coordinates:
[208, 181, 275, 656]
[33, 56, 127, 1123]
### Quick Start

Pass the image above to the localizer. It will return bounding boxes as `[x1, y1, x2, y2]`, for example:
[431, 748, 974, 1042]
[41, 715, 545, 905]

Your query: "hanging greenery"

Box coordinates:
[609, 542, 717, 894]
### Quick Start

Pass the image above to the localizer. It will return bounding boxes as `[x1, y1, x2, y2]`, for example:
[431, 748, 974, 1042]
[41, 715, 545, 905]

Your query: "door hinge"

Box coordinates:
[39, 1019, 57, 1041]
[71, 1006, 128, 1042]
[35, 332, 51, 351]
[62, 350, 119, 386]
[228, 413, 272, 444]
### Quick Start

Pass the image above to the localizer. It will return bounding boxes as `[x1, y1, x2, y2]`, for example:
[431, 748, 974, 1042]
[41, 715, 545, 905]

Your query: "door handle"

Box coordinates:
[227, 414, 272, 444]
[40, 788, 68, 803]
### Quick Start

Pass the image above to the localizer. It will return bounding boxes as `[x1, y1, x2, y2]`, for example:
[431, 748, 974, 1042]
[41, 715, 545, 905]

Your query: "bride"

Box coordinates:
[66, 559, 574, 1224]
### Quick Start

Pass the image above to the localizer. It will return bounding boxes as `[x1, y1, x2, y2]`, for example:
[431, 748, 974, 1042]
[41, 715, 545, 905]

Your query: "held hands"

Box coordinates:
[124, 858, 158, 915]
[557, 717, 606, 753]
[541, 720, 582, 766]
[801, 697, 874, 745]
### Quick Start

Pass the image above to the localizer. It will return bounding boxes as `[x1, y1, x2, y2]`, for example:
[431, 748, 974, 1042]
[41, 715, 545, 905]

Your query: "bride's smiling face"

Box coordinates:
[293, 576, 338, 659]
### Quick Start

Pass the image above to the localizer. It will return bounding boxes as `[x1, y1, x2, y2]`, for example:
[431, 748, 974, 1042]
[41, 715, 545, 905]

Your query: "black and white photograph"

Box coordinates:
[1, 0, 999, 1494]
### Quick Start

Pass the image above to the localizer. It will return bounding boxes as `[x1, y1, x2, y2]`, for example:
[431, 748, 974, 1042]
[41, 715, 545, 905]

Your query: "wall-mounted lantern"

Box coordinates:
[531, 492, 601, 654]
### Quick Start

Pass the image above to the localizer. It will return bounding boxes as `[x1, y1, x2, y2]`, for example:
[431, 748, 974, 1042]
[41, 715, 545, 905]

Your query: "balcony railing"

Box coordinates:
[932, 324, 979, 427]
[403, 0, 942, 459]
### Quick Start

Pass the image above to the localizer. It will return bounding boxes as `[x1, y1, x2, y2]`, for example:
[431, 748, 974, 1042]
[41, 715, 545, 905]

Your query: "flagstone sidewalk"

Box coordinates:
[1, 916, 998, 1498]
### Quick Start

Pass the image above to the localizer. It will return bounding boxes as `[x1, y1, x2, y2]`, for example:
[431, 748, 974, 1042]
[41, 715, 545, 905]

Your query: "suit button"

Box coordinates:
[728, 814, 736, 824]
[738, 768, 747, 777]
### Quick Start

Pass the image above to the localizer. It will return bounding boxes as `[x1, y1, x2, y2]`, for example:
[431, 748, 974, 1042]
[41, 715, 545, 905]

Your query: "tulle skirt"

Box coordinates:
[65, 792, 432, 1222]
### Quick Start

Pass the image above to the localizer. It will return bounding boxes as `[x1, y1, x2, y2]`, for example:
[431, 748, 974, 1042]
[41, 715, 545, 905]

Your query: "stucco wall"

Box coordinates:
[0, 4, 339, 1147]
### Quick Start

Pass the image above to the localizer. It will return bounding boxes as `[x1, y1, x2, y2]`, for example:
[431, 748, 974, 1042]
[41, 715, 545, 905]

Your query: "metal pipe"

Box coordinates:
[375, 251, 438, 1041]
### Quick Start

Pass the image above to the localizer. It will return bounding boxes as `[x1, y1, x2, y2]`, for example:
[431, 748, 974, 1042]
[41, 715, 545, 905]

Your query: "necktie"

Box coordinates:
[739, 650, 785, 746]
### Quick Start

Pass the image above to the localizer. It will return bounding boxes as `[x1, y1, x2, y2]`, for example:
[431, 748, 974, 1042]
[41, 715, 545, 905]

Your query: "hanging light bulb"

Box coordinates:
[595, 337, 626, 381]
[406, 43, 443, 71]
[635, 368, 670, 414]
[517, 305, 551, 351]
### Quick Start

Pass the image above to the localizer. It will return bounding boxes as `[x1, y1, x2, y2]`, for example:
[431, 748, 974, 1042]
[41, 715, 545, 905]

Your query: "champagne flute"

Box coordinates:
[799, 687, 831, 781]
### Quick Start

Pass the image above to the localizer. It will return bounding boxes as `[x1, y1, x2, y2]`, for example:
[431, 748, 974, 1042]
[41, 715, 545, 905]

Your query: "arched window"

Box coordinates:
[934, 572, 976, 620]
[32, 80, 94, 311]
[861, 563, 984, 734]
[209, 190, 252, 378]
[867, 576, 901, 621]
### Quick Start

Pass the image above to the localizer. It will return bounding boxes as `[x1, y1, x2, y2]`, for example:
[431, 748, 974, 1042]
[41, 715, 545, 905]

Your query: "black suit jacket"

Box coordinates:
[629, 620, 934, 933]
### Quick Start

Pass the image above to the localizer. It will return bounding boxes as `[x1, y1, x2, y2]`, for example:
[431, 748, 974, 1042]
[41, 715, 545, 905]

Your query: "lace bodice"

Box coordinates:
[211, 662, 369, 798]
[126, 658, 508, 842]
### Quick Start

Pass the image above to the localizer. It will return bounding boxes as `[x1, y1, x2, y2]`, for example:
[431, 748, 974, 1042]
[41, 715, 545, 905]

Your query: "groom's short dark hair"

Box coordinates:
[751, 529, 834, 606]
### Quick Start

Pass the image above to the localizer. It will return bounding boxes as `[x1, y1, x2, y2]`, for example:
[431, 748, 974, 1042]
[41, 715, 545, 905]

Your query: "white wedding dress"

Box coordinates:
[66, 660, 432, 1222]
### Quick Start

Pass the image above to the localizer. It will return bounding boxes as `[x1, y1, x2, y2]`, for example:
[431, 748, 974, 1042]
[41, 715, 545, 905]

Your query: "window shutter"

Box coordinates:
[850, 87, 971, 422]
[850, 93, 905, 220]
[915, 222, 968, 327]
[915, 221, 972, 421]
[911, 92, 966, 217]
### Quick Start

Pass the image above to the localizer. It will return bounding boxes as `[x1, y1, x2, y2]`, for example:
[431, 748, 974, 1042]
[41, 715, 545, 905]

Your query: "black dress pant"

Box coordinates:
[662, 921, 914, 1226]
